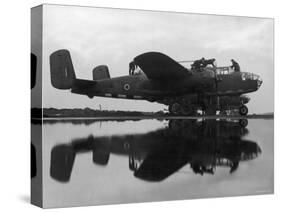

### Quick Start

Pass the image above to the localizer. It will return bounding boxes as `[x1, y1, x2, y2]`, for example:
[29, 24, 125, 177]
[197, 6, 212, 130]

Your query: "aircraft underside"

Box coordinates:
[156, 94, 249, 116]
[90, 91, 249, 116]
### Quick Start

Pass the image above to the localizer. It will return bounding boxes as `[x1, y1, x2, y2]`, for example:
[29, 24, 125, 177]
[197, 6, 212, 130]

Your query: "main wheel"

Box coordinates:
[181, 104, 194, 116]
[169, 102, 181, 115]
[239, 105, 248, 116]
[239, 119, 248, 127]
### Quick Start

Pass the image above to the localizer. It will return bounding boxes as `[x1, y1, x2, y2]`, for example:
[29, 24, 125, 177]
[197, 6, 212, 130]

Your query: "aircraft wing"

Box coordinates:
[133, 52, 190, 80]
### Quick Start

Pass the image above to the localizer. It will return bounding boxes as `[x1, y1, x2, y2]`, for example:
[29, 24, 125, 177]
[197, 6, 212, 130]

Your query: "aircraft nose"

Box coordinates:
[257, 76, 263, 89]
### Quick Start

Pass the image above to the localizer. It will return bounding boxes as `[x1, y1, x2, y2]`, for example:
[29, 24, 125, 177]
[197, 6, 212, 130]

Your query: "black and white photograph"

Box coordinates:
[31, 4, 274, 209]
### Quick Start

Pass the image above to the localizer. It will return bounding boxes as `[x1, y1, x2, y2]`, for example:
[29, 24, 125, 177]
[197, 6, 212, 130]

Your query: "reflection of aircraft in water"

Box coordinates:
[50, 119, 261, 182]
[50, 50, 262, 115]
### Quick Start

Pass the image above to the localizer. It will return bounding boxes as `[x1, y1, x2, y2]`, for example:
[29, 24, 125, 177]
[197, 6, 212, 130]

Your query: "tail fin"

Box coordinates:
[92, 65, 110, 80]
[50, 49, 76, 89]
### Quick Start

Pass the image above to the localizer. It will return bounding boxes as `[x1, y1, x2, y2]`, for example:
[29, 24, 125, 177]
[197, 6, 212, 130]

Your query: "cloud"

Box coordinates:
[42, 5, 274, 113]
[203, 19, 273, 56]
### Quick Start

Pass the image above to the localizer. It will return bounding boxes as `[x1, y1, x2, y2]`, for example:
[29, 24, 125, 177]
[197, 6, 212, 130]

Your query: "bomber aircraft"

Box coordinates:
[50, 49, 262, 115]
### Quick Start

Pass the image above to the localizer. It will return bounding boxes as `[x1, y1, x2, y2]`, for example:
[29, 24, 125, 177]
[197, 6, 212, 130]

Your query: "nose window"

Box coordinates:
[241, 72, 260, 81]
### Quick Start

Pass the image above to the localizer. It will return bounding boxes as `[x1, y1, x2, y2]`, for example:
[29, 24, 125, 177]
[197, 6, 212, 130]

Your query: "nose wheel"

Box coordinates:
[239, 119, 248, 127]
[239, 105, 248, 116]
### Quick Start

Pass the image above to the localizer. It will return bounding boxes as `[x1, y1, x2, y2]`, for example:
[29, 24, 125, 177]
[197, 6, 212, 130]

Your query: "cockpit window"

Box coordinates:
[215, 67, 234, 75]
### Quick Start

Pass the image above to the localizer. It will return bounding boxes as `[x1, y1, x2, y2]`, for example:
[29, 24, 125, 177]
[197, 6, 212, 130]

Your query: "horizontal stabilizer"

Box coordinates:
[50, 49, 76, 89]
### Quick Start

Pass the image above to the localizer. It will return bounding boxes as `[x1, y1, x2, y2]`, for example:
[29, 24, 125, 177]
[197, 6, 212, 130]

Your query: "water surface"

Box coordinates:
[40, 118, 273, 208]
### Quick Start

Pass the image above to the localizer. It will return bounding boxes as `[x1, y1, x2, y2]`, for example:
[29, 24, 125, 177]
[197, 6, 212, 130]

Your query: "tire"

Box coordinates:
[239, 105, 248, 116]
[169, 102, 181, 115]
[181, 104, 194, 116]
[239, 119, 248, 127]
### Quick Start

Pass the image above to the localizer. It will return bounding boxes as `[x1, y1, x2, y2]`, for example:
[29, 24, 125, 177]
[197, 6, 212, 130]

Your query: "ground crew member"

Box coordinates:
[191, 60, 200, 70]
[200, 57, 206, 69]
[129, 61, 136, 75]
[203, 58, 216, 68]
[191, 57, 205, 70]
[231, 59, 240, 72]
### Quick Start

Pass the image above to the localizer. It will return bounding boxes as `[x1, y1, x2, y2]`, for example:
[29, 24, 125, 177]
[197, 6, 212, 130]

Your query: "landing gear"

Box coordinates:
[169, 102, 181, 115]
[219, 110, 228, 116]
[239, 119, 248, 127]
[129, 155, 138, 171]
[168, 102, 196, 116]
[181, 104, 194, 115]
[205, 107, 217, 116]
[239, 105, 248, 116]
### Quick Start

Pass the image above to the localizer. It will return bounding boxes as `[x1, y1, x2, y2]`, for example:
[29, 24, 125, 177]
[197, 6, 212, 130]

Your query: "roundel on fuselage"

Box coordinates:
[124, 83, 130, 90]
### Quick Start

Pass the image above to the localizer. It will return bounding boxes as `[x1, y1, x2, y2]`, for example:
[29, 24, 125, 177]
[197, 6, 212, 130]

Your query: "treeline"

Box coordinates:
[33, 108, 162, 118]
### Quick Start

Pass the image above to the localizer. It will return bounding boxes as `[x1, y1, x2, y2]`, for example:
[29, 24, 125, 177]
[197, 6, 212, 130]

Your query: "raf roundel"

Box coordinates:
[124, 83, 130, 91]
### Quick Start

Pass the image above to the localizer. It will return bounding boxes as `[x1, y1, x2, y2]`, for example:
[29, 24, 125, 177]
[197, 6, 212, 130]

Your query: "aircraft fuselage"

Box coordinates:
[71, 70, 261, 104]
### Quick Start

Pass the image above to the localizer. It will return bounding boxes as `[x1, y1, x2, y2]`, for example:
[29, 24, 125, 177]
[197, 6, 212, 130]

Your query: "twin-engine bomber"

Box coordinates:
[50, 49, 262, 115]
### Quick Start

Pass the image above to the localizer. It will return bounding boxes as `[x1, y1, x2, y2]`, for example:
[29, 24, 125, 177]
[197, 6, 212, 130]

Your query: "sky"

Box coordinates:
[42, 4, 274, 113]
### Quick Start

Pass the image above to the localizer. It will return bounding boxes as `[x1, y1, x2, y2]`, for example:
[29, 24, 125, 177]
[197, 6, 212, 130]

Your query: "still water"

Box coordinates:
[39, 118, 273, 208]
